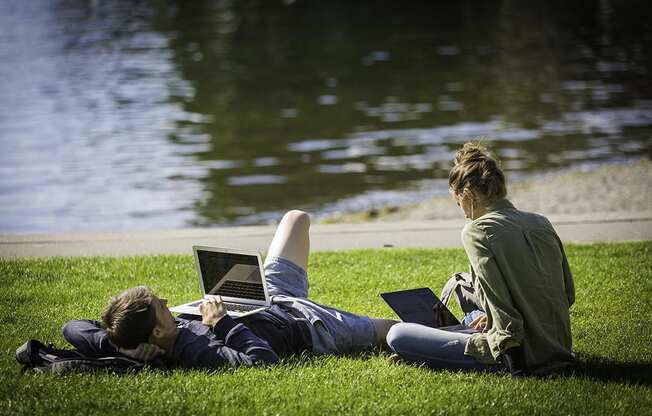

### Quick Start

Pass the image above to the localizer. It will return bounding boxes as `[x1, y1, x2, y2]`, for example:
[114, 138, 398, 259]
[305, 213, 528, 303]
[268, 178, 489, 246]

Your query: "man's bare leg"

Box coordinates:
[267, 210, 398, 347]
[266, 210, 311, 272]
[371, 318, 399, 347]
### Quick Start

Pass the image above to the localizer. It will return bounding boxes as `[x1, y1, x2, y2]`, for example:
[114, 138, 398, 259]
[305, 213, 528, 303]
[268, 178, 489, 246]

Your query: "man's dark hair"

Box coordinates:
[101, 286, 157, 349]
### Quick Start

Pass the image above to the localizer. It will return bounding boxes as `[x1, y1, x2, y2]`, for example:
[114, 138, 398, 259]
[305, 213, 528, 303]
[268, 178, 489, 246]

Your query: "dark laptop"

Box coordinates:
[381, 287, 479, 334]
[169, 246, 270, 317]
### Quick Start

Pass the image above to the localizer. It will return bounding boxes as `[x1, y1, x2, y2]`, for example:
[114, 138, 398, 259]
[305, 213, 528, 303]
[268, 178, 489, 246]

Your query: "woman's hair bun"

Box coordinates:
[449, 141, 507, 202]
[454, 142, 490, 166]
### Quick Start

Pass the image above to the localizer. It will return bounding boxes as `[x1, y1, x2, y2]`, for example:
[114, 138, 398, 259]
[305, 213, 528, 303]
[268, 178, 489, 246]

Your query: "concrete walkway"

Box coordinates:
[1, 212, 650, 258]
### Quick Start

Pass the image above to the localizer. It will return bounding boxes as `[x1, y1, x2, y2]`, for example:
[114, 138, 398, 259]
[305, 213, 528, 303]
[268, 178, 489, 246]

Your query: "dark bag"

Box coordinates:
[15, 339, 146, 375]
[498, 346, 528, 377]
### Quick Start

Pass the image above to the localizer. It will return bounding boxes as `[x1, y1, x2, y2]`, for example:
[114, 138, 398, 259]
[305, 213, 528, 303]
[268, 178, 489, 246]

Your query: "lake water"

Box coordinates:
[1, 0, 651, 233]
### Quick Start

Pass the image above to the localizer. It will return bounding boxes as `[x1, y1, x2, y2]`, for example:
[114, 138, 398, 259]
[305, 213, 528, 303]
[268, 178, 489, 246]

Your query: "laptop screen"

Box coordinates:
[381, 288, 460, 327]
[196, 249, 266, 301]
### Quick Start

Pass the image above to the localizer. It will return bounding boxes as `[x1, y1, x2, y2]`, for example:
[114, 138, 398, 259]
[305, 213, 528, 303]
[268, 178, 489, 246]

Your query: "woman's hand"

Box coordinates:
[469, 313, 488, 330]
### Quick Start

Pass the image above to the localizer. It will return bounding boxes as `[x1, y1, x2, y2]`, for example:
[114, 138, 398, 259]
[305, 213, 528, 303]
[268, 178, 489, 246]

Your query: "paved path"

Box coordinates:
[1, 212, 650, 258]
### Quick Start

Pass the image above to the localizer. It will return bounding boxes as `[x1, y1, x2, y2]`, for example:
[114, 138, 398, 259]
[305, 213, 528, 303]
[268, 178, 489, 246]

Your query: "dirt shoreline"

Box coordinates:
[321, 158, 652, 223]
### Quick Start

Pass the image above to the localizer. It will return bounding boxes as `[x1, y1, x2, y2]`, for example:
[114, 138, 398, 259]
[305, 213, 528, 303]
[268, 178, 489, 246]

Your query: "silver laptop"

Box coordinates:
[169, 246, 271, 317]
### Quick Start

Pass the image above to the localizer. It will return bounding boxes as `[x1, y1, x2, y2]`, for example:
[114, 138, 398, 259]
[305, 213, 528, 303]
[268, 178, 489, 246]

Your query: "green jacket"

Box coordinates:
[462, 199, 575, 373]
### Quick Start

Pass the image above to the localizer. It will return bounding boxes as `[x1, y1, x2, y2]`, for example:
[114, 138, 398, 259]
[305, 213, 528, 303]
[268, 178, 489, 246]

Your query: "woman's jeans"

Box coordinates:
[386, 272, 501, 372]
[386, 323, 494, 371]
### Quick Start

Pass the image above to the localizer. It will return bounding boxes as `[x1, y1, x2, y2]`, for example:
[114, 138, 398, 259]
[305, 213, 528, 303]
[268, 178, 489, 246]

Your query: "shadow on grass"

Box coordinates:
[270, 348, 384, 367]
[272, 350, 652, 387]
[561, 354, 652, 386]
[383, 350, 652, 386]
[156, 349, 385, 377]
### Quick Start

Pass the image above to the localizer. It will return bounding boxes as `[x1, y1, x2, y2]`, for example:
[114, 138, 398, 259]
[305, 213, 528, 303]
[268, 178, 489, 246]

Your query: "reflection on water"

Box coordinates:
[0, 0, 651, 233]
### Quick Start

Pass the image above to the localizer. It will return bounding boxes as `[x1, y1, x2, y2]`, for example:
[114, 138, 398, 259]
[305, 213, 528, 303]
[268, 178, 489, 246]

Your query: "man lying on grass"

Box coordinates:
[63, 210, 398, 369]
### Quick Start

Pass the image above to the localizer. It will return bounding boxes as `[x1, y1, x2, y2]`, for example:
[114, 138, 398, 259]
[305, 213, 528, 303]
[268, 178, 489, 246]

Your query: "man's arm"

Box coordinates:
[62, 320, 119, 355]
[63, 320, 164, 361]
[62, 300, 279, 368]
[176, 315, 279, 369]
[174, 296, 279, 369]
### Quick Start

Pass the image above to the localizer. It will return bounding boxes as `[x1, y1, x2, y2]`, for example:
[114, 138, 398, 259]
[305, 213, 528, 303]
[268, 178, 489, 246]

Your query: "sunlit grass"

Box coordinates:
[1, 242, 651, 415]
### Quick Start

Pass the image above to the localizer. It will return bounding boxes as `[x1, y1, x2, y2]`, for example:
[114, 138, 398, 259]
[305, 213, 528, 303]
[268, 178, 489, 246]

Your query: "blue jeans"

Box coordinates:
[386, 323, 501, 372]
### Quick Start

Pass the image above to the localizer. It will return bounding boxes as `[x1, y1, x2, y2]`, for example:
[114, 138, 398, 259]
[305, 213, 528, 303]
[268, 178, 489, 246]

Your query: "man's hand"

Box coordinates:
[199, 295, 227, 327]
[118, 343, 165, 361]
[469, 313, 488, 330]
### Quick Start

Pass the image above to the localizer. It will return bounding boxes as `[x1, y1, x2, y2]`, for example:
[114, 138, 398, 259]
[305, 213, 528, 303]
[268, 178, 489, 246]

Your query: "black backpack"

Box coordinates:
[15, 340, 147, 375]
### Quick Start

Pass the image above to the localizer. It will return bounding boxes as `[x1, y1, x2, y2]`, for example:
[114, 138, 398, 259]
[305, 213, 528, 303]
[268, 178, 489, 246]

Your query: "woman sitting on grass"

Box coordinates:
[386, 142, 576, 375]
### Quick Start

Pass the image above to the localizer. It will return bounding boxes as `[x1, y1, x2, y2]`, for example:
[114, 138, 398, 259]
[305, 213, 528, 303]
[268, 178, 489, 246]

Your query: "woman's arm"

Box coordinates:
[462, 223, 524, 361]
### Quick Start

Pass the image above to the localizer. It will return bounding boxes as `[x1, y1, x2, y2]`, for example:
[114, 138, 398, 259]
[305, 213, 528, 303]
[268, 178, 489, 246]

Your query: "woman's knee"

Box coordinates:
[386, 323, 413, 352]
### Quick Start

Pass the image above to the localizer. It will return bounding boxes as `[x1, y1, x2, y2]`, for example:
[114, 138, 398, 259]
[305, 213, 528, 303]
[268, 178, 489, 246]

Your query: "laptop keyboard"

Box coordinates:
[223, 302, 260, 313]
[216, 280, 265, 300]
[188, 300, 262, 313]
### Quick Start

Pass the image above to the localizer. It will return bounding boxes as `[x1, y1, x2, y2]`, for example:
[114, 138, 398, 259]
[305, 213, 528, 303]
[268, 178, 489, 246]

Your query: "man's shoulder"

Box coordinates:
[175, 316, 210, 333]
[172, 317, 215, 347]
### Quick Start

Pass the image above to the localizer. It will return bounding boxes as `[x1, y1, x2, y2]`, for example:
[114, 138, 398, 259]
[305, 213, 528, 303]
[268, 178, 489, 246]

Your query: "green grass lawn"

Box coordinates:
[1, 242, 651, 415]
